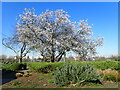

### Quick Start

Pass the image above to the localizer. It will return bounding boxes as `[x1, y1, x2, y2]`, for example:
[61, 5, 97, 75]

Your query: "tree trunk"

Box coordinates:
[19, 57, 22, 63]
[51, 52, 55, 62]
[57, 51, 65, 62]
[64, 52, 66, 62]
[19, 53, 23, 63]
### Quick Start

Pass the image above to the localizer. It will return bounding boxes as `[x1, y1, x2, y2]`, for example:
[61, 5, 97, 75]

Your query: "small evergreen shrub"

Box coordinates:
[54, 62, 101, 86]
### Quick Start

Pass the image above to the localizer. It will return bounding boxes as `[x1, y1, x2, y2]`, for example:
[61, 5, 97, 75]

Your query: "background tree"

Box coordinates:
[0, 54, 7, 63]
[2, 34, 32, 63]
[15, 8, 103, 62]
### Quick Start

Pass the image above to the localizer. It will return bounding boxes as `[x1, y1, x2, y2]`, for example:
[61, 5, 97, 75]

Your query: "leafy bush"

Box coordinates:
[54, 62, 101, 86]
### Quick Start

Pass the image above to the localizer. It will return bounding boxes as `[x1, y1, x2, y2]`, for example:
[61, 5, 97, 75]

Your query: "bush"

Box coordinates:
[54, 62, 101, 86]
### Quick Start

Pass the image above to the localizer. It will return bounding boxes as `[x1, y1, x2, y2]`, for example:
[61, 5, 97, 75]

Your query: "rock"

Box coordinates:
[16, 73, 23, 78]
[43, 84, 47, 86]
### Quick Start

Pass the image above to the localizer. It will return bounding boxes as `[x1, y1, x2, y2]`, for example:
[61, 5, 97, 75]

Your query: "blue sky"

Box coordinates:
[1, 2, 118, 57]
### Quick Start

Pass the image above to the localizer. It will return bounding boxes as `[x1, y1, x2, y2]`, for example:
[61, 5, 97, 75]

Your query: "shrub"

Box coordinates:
[54, 62, 101, 86]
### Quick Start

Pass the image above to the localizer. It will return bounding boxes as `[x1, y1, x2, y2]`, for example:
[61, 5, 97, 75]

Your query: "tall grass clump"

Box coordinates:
[96, 69, 120, 82]
[54, 62, 101, 86]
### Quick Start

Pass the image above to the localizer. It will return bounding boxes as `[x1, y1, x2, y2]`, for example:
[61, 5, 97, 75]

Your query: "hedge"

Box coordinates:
[88, 60, 119, 70]
[2, 63, 27, 72]
[27, 60, 119, 73]
[28, 62, 64, 73]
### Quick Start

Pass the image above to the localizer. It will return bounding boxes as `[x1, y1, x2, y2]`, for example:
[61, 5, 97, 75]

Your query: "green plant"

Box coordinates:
[11, 81, 21, 86]
[54, 62, 101, 86]
[37, 77, 43, 80]
[48, 79, 55, 83]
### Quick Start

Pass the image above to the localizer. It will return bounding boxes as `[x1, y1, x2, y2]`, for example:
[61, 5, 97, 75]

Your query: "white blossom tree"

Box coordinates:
[16, 8, 103, 62]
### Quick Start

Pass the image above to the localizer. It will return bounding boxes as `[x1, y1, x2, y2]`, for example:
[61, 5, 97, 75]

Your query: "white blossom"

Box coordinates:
[16, 8, 104, 62]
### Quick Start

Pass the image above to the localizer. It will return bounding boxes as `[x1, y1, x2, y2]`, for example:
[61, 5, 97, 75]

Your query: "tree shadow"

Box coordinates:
[2, 70, 17, 85]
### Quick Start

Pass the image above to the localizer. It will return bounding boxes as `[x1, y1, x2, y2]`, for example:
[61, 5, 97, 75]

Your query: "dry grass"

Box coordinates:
[96, 69, 120, 82]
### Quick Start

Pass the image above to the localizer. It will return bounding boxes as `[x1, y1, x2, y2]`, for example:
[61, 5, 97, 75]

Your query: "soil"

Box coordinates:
[1, 72, 119, 88]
